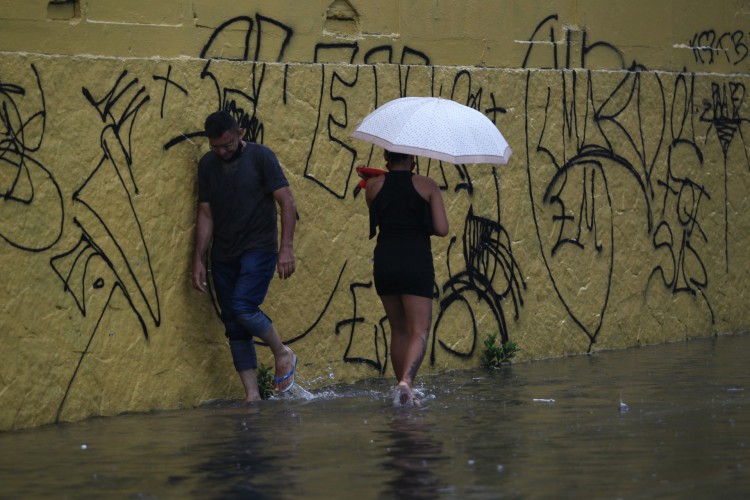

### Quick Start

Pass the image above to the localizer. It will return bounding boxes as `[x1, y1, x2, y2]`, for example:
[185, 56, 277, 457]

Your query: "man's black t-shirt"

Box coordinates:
[198, 142, 289, 263]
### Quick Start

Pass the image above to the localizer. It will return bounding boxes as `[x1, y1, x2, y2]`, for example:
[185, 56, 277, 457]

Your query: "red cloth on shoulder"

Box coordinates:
[355, 166, 387, 189]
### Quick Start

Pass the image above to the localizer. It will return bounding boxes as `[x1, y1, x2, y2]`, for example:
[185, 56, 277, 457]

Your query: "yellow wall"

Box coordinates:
[2, 0, 750, 430]
[3, 0, 750, 72]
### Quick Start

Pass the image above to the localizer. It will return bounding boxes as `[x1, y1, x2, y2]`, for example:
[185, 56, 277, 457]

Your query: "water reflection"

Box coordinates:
[379, 411, 446, 499]
[190, 405, 290, 499]
[1, 334, 749, 498]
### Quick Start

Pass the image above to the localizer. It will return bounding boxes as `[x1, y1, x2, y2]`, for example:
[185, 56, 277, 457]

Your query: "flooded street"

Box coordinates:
[1, 333, 749, 499]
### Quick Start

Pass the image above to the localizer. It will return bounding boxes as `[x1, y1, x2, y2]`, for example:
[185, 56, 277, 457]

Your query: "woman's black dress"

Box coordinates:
[369, 171, 435, 298]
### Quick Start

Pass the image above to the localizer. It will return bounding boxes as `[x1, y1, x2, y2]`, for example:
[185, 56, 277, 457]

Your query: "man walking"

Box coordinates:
[192, 110, 298, 401]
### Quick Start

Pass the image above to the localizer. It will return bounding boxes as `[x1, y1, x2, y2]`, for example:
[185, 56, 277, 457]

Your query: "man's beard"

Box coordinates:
[224, 141, 244, 162]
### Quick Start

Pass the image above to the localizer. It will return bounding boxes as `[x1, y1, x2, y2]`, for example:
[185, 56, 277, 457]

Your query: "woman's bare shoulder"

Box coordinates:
[366, 174, 386, 192]
[413, 174, 439, 189]
[365, 175, 386, 204]
[411, 174, 439, 200]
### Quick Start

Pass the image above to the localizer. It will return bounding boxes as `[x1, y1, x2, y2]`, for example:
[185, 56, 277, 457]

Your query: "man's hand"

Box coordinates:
[277, 245, 295, 279]
[192, 259, 208, 292]
[193, 202, 213, 293]
[273, 186, 297, 280]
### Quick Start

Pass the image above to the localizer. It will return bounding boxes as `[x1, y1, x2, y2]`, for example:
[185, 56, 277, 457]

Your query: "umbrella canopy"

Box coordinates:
[351, 96, 512, 165]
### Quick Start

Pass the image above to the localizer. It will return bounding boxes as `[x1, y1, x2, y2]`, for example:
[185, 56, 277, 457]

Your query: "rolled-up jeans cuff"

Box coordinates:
[229, 339, 258, 371]
[235, 311, 273, 339]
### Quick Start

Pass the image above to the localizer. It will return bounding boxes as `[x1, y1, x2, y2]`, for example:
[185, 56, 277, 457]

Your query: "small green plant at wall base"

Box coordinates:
[480, 333, 519, 368]
[257, 363, 275, 399]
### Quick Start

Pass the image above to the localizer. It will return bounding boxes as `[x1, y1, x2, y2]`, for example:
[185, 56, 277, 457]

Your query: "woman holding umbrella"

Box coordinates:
[364, 150, 449, 406]
[353, 96, 511, 405]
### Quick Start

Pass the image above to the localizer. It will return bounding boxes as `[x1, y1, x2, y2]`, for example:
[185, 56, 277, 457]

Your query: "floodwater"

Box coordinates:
[1, 334, 749, 499]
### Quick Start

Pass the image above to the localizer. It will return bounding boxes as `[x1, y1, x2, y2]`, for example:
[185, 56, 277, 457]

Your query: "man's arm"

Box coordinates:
[192, 202, 213, 292]
[273, 186, 297, 279]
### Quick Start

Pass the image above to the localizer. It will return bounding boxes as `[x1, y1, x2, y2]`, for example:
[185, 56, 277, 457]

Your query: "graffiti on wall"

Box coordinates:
[687, 29, 749, 66]
[522, 14, 627, 70]
[301, 49, 525, 367]
[2, 10, 749, 410]
[431, 169, 525, 364]
[152, 11, 522, 373]
[55, 70, 160, 418]
[523, 15, 750, 351]
[0, 64, 63, 252]
[152, 65, 188, 119]
[0, 62, 163, 419]
[698, 80, 750, 272]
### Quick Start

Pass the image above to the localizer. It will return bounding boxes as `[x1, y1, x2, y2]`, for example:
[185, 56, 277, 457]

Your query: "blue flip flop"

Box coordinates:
[274, 354, 298, 393]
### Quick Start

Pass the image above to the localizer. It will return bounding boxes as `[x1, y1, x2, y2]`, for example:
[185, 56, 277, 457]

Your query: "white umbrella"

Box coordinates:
[351, 96, 512, 165]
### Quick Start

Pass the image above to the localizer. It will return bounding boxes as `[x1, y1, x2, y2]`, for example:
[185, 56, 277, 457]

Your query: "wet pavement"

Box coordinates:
[1, 333, 748, 499]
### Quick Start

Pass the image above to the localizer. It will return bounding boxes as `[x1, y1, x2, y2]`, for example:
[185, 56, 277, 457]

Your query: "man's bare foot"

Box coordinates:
[274, 347, 297, 393]
[238, 369, 261, 402]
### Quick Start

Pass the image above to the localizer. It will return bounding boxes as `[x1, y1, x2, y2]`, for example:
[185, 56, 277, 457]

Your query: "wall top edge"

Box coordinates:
[2, 51, 750, 79]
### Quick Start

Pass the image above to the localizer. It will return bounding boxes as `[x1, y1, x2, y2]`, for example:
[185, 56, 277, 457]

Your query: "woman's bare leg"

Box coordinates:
[380, 294, 408, 380]
[381, 294, 432, 404]
[399, 294, 432, 388]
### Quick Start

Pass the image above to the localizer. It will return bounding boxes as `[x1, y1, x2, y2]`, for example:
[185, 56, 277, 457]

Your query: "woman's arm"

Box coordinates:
[427, 180, 449, 237]
[365, 175, 386, 207]
[413, 176, 449, 236]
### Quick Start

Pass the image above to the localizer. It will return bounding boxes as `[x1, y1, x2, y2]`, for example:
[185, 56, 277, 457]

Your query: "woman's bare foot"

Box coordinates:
[393, 381, 420, 407]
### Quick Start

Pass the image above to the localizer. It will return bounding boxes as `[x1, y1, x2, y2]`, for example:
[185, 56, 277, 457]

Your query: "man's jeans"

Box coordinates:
[211, 251, 277, 371]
